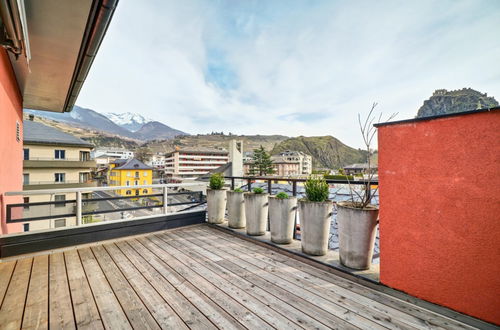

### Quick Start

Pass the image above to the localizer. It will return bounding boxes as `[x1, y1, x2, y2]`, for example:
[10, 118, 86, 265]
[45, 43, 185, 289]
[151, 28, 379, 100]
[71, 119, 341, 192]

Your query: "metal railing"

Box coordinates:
[5, 183, 205, 226]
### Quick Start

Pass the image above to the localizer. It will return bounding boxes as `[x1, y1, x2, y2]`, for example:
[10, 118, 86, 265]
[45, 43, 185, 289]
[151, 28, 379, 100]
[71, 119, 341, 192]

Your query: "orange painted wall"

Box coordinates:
[0, 49, 23, 234]
[378, 110, 500, 325]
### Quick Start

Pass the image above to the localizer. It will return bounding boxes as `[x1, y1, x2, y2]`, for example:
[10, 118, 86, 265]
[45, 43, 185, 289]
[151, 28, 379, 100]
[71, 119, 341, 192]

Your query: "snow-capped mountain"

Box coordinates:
[105, 112, 153, 132]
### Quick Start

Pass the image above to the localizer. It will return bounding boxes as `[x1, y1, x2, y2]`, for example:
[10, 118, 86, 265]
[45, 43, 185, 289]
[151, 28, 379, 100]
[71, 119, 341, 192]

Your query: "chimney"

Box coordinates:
[28, 114, 34, 121]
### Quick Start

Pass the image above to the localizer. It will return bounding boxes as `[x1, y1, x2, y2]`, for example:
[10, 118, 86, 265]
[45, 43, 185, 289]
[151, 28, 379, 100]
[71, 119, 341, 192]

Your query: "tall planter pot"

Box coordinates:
[226, 191, 246, 228]
[269, 196, 297, 244]
[244, 193, 269, 236]
[206, 189, 227, 224]
[299, 201, 333, 256]
[337, 202, 379, 270]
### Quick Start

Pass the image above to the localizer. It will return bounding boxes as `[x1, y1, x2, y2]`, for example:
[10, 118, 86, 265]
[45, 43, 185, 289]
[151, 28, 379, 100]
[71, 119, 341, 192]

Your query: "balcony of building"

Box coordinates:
[23, 158, 96, 169]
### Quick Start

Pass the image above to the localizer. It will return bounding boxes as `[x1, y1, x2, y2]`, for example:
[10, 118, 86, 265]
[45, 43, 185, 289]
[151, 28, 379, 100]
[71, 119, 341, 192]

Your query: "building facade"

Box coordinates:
[164, 148, 229, 182]
[109, 159, 153, 196]
[277, 150, 312, 175]
[21, 120, 96, 232]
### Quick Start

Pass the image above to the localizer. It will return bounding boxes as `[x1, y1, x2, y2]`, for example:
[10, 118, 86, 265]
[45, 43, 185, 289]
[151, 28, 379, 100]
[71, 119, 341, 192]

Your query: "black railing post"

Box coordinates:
[267, 179, 272, 194]
[231, 177, 235, 190]
[292, 181, 297, 197]
[248, 179, 252, 192]
[366, 182, 371, 203]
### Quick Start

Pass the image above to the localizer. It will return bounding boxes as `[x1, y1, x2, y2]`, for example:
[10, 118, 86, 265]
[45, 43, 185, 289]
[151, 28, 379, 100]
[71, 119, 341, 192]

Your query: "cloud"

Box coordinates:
[77, 0, 500, 148]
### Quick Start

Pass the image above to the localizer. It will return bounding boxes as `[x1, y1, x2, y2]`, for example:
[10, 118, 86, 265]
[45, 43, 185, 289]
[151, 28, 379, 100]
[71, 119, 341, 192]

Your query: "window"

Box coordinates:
[23, 173, 29, 185]
[143, 171, 148, 176]
[23, 197, 29, 210]
[54, 219, 66, 228]
[126, 190, 132, 195]
[79, 172, 90, 183]
[54, 195, 66, 207]
[23, 223, 29, 232]
[134, 180, 138, 186]
[23, 148, 29, 160]
[55, 150, 66, 159]
[55, 173, 65, 183]
[135, 190, 140, 196]
[126, 181, 130, 186]
[143, 189, 148, 194]
[79, 151, 90, 161]
[135, 171, 140, 178]
[127, 171, 131, 177]
[143, 180, 147, 185]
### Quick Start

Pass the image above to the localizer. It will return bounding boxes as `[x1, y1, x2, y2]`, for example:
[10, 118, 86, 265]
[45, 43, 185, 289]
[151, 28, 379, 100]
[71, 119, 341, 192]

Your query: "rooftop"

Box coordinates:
[23, 121, 94, 148]
[113, 158, 153, 170]
[0, 225, 478, 329]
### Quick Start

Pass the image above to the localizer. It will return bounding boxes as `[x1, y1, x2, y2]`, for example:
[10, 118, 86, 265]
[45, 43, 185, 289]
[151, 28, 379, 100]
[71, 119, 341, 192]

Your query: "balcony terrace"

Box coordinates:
[0, 225, 482, 329]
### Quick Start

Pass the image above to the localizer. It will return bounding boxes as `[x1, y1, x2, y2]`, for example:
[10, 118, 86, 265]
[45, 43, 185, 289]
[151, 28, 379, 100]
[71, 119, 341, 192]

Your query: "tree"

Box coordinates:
[249, 146, 275, 176]
[135, 147, 151, 163]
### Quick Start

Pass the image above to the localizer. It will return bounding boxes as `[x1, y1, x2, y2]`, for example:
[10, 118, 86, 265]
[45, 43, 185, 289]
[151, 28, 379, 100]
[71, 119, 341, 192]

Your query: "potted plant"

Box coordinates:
[226, 188, 246, 228]
[337, 103, 396, 270]
[206, 173, 226, 224]
[299, 176, 333, 256]
[269, 192, 297, 244]
[244, 187, 269, 236]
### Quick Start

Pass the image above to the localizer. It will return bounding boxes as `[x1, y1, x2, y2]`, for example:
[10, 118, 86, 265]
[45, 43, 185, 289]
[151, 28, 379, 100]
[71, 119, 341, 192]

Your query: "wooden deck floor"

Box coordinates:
[0, 225, 478, 329]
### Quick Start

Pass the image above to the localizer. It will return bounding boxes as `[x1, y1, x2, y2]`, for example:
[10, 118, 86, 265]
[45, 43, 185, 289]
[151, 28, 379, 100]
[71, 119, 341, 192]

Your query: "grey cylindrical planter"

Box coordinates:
[337, 202, 379, 270]
[299, 200, 333, 256]
[244, 193, 269, 236]
[206, 189, 227, 224]
[226, 191, 246, 228]
[269, 196, 297, 244]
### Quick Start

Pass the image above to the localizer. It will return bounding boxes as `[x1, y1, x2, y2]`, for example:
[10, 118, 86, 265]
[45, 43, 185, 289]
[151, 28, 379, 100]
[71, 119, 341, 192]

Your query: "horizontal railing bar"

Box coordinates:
[8, 213, 76, 223]
[223, 176, 378, 185]
[83, 194, 163, 202]
[7, 200, 77, 207]
[82, 204, 164, 215]
[5, 182, 204, 196]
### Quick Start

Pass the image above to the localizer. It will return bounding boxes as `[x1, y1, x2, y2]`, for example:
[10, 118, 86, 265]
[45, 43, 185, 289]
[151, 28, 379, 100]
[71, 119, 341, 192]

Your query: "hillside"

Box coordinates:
[416, 88, 498, 118]
[135, 121, 186, 140]
[144, 134, 288, 153]
[23, 114, 141, 149]
[271, 136, 368, 169]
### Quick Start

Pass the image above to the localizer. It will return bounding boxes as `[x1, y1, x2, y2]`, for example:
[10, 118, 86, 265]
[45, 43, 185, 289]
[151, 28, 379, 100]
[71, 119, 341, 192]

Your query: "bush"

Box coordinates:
[324, 174, 354, 181]
[233, 188, 243, 192]
[275, 192, 289, 199]
[252, 187, 264, 194]
[209, 173, 224, 190]
[304, 176, 329, 202]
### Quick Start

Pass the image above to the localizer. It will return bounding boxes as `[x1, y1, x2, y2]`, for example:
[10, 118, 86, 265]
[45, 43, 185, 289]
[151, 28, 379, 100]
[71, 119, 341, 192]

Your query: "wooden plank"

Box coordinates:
[164, 230, 359, 329]
[0, 258, 32, 330]
[203, 226, 475, 330]
[180, 228, 384, 329]
[97, 244, 188, 329]
[114, 241, 220, 330]
[193, 228, 421, 330]
[133, 237, 269, 329]
[64, 250, 104, 330]
[89, 245, 160, 329]
[78, 248, 132, 330]
[49, 253, 76, 329]
[147, 234, 302, 330]
[22, 255, 49, 330]
[163, 230, 338, 330]
[0, 261, 16, 306]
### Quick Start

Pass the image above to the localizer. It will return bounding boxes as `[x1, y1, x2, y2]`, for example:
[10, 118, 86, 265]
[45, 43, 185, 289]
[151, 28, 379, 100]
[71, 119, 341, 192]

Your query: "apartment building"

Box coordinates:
[148, 153, 167, 169]
[22, 120, 97, 231]
[164, 148, 229, 182]
[93, 147, 134, 168]
[109, 158, 153, 196]
[278, 150, 313, 175]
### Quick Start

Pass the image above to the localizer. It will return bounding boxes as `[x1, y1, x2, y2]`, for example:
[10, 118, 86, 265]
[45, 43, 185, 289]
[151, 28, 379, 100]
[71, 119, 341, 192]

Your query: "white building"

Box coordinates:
[148, 153, 167, 169]
[277, 150, 312, 175]
[164, 147, 229, 182]
[93, 148, 134, 160]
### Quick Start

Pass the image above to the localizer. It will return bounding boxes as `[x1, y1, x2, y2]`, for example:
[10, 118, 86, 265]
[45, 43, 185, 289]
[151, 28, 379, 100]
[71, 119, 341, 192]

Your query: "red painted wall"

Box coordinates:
[0, 49, 23, 234]
[378, 110, 500, 325]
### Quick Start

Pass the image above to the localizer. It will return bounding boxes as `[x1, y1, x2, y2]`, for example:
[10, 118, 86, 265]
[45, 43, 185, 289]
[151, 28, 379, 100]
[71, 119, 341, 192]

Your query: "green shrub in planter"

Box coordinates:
[209, 173, 224, 190]
[275, 192, 289, 199]
[252, 187, 264, 194]
[233, 188, 243, 192]
[304, 176, 329, 202]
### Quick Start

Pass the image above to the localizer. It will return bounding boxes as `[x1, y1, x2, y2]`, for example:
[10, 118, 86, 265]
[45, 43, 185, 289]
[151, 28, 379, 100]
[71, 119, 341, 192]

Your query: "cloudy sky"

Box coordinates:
[78, 0, 500, 148]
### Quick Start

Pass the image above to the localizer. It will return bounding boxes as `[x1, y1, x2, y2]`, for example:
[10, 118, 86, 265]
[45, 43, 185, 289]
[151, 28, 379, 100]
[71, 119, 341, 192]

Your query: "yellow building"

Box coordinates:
[109, 158, 153, 196]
